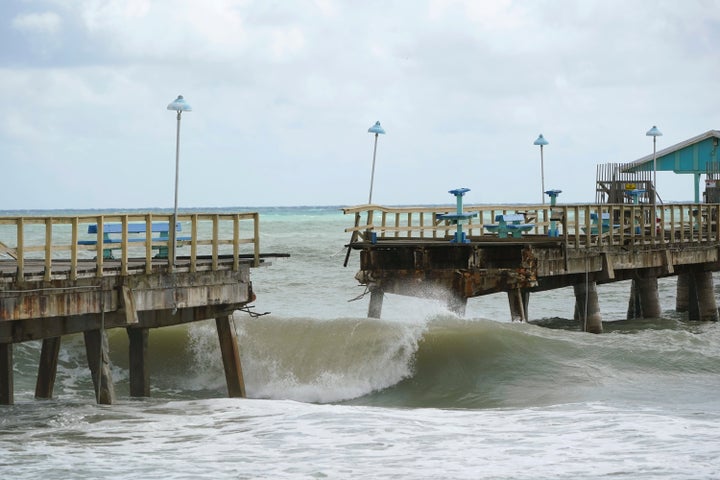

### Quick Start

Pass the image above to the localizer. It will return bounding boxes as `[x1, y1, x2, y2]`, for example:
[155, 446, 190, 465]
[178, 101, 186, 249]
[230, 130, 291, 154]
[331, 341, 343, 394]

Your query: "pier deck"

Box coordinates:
[0, 212, 286, 405]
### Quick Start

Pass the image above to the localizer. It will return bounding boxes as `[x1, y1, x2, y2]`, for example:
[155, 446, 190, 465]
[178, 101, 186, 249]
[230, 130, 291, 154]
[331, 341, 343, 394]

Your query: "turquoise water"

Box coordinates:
[2, 206, 720, 479]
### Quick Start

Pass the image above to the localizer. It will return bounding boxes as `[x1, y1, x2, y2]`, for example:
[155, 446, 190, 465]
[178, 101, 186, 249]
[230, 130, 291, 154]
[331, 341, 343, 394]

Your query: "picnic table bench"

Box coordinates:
[436, 212, 478, 243]
[484, 214, 534, 238]
[583, 213, 621, 235]
[78, 222, 190, 259]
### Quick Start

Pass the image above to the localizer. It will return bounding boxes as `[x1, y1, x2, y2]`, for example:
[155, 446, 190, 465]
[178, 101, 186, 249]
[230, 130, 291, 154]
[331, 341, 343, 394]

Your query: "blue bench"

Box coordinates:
[436, 212, 478, 243]
[583, 213, 620, 235]
[484, 214, 534, 238]
[78, 222, 190, 259]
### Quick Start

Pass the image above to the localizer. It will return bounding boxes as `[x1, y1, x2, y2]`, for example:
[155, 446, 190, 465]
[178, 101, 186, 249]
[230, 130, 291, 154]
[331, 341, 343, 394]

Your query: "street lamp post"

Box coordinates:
[167, 95, 192, 266]
[534, 134, 549, 204]
[646, 125, 662, 203]
[367, 121, 386, 204]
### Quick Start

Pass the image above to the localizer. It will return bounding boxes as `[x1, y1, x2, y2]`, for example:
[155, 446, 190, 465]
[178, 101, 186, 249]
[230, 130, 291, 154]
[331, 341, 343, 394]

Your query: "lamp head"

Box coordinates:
[646, 125, 662, 137]
[167, 95, 192, 112]
[533, 133, 549, 146]
[368, 121, 385, 135]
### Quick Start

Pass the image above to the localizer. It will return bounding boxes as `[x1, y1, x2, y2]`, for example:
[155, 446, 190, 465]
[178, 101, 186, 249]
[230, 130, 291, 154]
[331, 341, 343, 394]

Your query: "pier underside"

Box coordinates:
[350, 237, 720, 330]
[0, 264, 255, 405]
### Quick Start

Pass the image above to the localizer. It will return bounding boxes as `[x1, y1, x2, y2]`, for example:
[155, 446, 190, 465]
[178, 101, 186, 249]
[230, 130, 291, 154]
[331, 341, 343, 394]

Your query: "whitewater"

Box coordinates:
[2, 206, 720, 479]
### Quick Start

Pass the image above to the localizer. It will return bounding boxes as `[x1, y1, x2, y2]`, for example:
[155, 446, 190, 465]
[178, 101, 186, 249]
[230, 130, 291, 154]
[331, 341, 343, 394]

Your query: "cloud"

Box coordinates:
[12, 11, 62, 34]
[0, 0, 719, 209]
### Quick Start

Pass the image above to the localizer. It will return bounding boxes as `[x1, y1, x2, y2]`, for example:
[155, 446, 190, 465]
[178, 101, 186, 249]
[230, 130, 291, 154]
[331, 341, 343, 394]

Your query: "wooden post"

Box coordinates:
[676, 273, 690, 312]
[693, 271, 719, 321]
[368, 288, 384, 319]
[84, 329, 115, 405]
[35, 337, 62, 399]
[507, 288, 528, 322]
[573, 281, 603, 333]
[215, 315, 246, 398]
[127, 328, 150, 397]
[0, 343, 13, 405]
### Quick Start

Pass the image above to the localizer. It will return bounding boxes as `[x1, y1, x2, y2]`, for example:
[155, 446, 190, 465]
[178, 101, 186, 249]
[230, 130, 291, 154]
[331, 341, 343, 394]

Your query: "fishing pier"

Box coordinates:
[343, 197, 720, 332]
[0, 212, 282, 405]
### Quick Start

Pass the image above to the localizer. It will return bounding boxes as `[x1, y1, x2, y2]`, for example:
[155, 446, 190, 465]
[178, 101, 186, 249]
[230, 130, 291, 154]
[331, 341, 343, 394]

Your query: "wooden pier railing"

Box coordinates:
[0, 212, 261, 282]
[343, 203, 720, 249]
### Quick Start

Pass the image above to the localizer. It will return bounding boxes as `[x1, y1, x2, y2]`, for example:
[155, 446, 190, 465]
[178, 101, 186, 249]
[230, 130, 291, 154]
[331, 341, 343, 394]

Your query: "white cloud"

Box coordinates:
[12, 11, 62, 34]
[1, 0, 719, 209]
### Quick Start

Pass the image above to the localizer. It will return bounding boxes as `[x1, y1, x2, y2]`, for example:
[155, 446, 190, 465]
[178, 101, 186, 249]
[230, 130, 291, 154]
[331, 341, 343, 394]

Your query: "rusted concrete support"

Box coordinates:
[216, 315, 246, 398]
[507, 289, 528, 322]
[35, 337, 61, 399]
[84, 329, 115, 405]
[692, 271, 718, 322]
[676, 273, 690, 312]
[0, 343, 13, 405]
[127, 327, 150, 397]
[627, 277, 661, 319]
[573, 281, 603, 333]
[368, 288, 384, 319]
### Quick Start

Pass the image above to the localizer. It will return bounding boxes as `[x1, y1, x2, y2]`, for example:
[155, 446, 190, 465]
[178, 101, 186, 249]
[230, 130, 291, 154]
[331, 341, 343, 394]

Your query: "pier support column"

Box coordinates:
[368, 287, 384, 319]
[627, 277, 661, 319]
[676, 273, 690, 312]
[216, 315, 246, 398]
[0, 343, 13, 405]
[84, 329, 115, 405]
[691, 271, 718, 322]
[35, 337, 62, 399]
[507, 289, 529, 322]
[127, 328, 150, 397]
[573, 281, 603, 333]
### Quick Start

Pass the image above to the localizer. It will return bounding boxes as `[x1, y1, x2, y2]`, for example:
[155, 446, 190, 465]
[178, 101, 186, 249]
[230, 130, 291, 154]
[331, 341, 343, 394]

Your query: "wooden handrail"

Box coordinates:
[0, 212, 261, 281]
[343, 203, 720, 249]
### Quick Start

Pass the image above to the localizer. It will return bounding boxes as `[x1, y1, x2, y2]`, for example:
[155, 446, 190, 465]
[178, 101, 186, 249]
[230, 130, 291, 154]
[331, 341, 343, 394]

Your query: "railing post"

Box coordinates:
[144, 215, 153, 274]
[212, 214, 219, 271]
[253, 213, 260, 268]
[191, 214, 198, 272]
[16, 218, 24, 281]
[233, 214, 240, 272]
[44, 217, 52, 281]
[71, 217, 79, 281]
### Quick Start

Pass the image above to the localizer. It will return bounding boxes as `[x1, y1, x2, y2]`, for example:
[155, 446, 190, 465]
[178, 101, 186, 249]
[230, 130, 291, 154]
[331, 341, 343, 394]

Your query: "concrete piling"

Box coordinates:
[368, 288, 384, 319]
[84, 329, 115, 405]
[675, 273, 690, 312]
[573, 281, 603, 333]
[692, 271, 718, 321]
[507, 289, 529, 322]
[35, 337, 62, 399]
[627, 277, 661, 319]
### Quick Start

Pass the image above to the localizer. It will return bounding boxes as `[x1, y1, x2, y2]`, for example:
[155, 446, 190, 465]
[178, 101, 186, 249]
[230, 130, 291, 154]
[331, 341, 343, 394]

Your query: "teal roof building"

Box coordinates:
[623, 130, 720, 202]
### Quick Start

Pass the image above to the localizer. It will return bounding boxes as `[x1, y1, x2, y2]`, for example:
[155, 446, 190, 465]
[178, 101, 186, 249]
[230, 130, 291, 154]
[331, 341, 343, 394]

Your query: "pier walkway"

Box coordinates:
[0, 212, 286, 405]
[343, 202, 720, 332]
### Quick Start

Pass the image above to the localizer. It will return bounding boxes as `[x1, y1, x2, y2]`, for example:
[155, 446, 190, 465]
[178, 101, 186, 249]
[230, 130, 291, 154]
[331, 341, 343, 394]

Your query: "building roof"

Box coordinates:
[623, 130, 720, 174]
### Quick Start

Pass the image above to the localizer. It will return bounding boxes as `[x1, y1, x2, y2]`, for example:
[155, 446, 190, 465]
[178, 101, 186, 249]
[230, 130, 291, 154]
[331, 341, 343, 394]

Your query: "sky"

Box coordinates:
[2, 0, 720, 210]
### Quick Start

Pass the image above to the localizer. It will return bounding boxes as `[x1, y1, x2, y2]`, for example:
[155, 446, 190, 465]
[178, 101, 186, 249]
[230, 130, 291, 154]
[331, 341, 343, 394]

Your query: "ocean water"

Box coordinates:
[2, 206, 720, 479]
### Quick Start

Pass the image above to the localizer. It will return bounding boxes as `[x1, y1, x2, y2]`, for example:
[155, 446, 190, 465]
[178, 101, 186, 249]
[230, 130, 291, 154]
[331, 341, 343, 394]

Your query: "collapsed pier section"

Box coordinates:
[344, 203, 720, 332]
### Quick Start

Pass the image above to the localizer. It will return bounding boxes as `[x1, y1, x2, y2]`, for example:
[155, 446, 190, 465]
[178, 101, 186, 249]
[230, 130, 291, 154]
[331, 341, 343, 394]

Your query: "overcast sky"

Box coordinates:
[2, 0, 719, 210]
